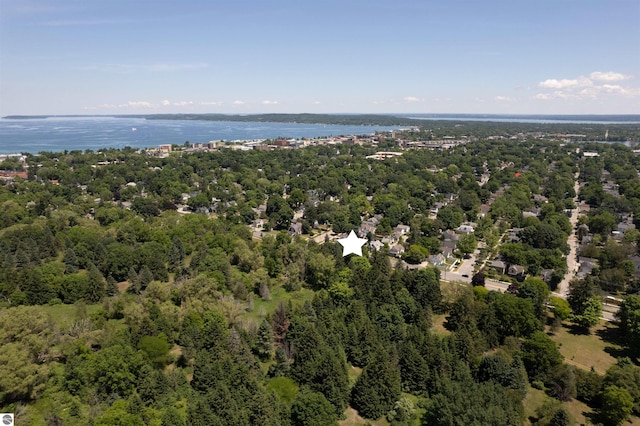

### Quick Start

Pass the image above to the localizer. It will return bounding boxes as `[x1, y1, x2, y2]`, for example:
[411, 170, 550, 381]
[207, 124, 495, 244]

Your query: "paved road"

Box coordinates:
[553, 175, 581, 299]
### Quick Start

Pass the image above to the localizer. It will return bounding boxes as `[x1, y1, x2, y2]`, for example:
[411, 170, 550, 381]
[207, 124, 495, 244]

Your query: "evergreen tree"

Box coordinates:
[106, 275, 119, 296]
[409, 268, 442, 313]
[291, 388, 337, 426]
[168, 236, 185, 273]
[548, 407, 572, 426]
[350, 350, 402, 419]
[138, 265, 154, 290]
[63, 248, 79, 274]
[255, 319, 274, 360]
[86, 262, 106, 302]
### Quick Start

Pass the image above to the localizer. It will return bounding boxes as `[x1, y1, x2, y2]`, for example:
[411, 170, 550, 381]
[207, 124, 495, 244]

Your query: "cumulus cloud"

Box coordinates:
[538, 79, 581, 89]
[173, 101, 193, 106]
[233, 100, 245, 105]
[590, 71, 630, 82]
[161, 99, 171, 106]
[200, 101, 222, 106]
[535, 71, 638, 101]
[494, 96, 511, 102]
[261, 100, 279, 105]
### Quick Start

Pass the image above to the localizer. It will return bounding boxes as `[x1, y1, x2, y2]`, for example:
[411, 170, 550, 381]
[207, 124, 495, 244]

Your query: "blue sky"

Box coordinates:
[1, 0, 639, 115]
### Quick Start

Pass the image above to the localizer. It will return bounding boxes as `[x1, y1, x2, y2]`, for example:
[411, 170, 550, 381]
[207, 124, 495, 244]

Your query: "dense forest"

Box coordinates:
[1, 128, 640, 425]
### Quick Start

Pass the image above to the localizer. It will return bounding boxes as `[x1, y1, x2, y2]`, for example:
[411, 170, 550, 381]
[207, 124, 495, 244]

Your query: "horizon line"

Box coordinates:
[4, 112, 640, 119]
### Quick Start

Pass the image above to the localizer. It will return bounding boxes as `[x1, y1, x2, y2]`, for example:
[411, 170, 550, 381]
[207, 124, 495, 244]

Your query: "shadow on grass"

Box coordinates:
[594, 323, 635, 360]
[566, 323, 592, 336]
[583, 410, 601, 425]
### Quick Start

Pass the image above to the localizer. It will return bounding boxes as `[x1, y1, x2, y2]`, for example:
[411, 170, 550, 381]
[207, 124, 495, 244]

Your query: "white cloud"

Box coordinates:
[173, 101, 193, 106]
[312, 101, 321, 105]
[535, 71, 638, 101]
[200, 101, 222, 106]
[233, 100, 245, 105]
[494, 96, 511, 102]
[123, 101, 154, 108]
[261, 100, 279, 105]
[403, 96, 422, 103]
[161, 99, 171, 106]
[538, 79, 581, 89]
[590, 71, 630, 82]
[534, 93, 552, 100]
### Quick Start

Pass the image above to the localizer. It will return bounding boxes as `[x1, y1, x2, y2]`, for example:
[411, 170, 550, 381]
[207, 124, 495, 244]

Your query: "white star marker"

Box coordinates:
[338, 230, 367, 257]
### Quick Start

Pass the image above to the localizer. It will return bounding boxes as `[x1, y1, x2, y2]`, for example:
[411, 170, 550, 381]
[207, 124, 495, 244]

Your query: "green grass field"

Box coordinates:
[548, 321, 621, 375]
[241, 286, 314, 323]
[41, 302, 102, 330]
[431, 313, 452, 336]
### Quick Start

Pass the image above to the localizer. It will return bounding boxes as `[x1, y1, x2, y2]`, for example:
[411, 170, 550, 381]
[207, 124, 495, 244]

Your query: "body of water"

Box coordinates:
[0, 117, 396, 154]
[405, 114, 640, 124]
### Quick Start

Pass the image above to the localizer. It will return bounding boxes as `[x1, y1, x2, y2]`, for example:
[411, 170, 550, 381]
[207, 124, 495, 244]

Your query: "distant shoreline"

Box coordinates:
[3, 113, 640, 125]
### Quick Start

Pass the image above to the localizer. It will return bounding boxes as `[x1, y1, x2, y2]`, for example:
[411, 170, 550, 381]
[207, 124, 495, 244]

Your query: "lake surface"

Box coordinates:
[0, 117, 396, 154]
[405, 114, 640, 124]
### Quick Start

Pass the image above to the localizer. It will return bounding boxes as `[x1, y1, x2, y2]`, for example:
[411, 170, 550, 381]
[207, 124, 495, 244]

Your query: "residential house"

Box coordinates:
[490, 260, 506, 274]
[289, 222, 303, 236]
[618, 221, 636, 234]
[428, 254, 446, 266]
[430, 202, 446, 217]
[533, 194, 548, 204]
[523, 207, 541, 219]
[577, 257, 598, 278]
[358, 221, 377, 238]
[252, 204, 267, 216]
[540, 269, 554, 284]
[369, 240, 384, 251]
[390, 244, 405, 257]
[508, 228, 523, 243]
[443, 230, 459, 242]
[456, 224, 474, 234]
[394, 224, 411, 236]
[507, 264, 526, 280]
[382, 235, 398, 245]
[251, 218, 266, 230]
[441, 240, 457, 258]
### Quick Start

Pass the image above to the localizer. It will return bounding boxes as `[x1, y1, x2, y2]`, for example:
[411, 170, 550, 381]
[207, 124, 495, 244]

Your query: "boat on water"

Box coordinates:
[132, 127, 137, 132]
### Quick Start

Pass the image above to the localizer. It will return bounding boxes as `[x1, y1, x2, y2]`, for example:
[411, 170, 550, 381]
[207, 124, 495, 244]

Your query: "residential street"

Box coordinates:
[553, 175, 581, 299]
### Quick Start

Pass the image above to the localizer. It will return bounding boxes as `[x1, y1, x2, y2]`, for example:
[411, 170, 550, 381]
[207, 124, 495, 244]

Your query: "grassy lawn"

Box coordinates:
[431, 313, 451, 336]
[340, 407, 389, 426]
[547, 321, 621, 375]
[524, 386, 591, 425]
[523, 386, 549, 425]
[41, 302, 101, 330]
[241, 286, 314, 323]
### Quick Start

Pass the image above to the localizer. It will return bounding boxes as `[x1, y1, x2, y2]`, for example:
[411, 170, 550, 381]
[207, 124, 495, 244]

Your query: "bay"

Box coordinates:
[0, 117, 396, 154]
[404, 114, 640, 124]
